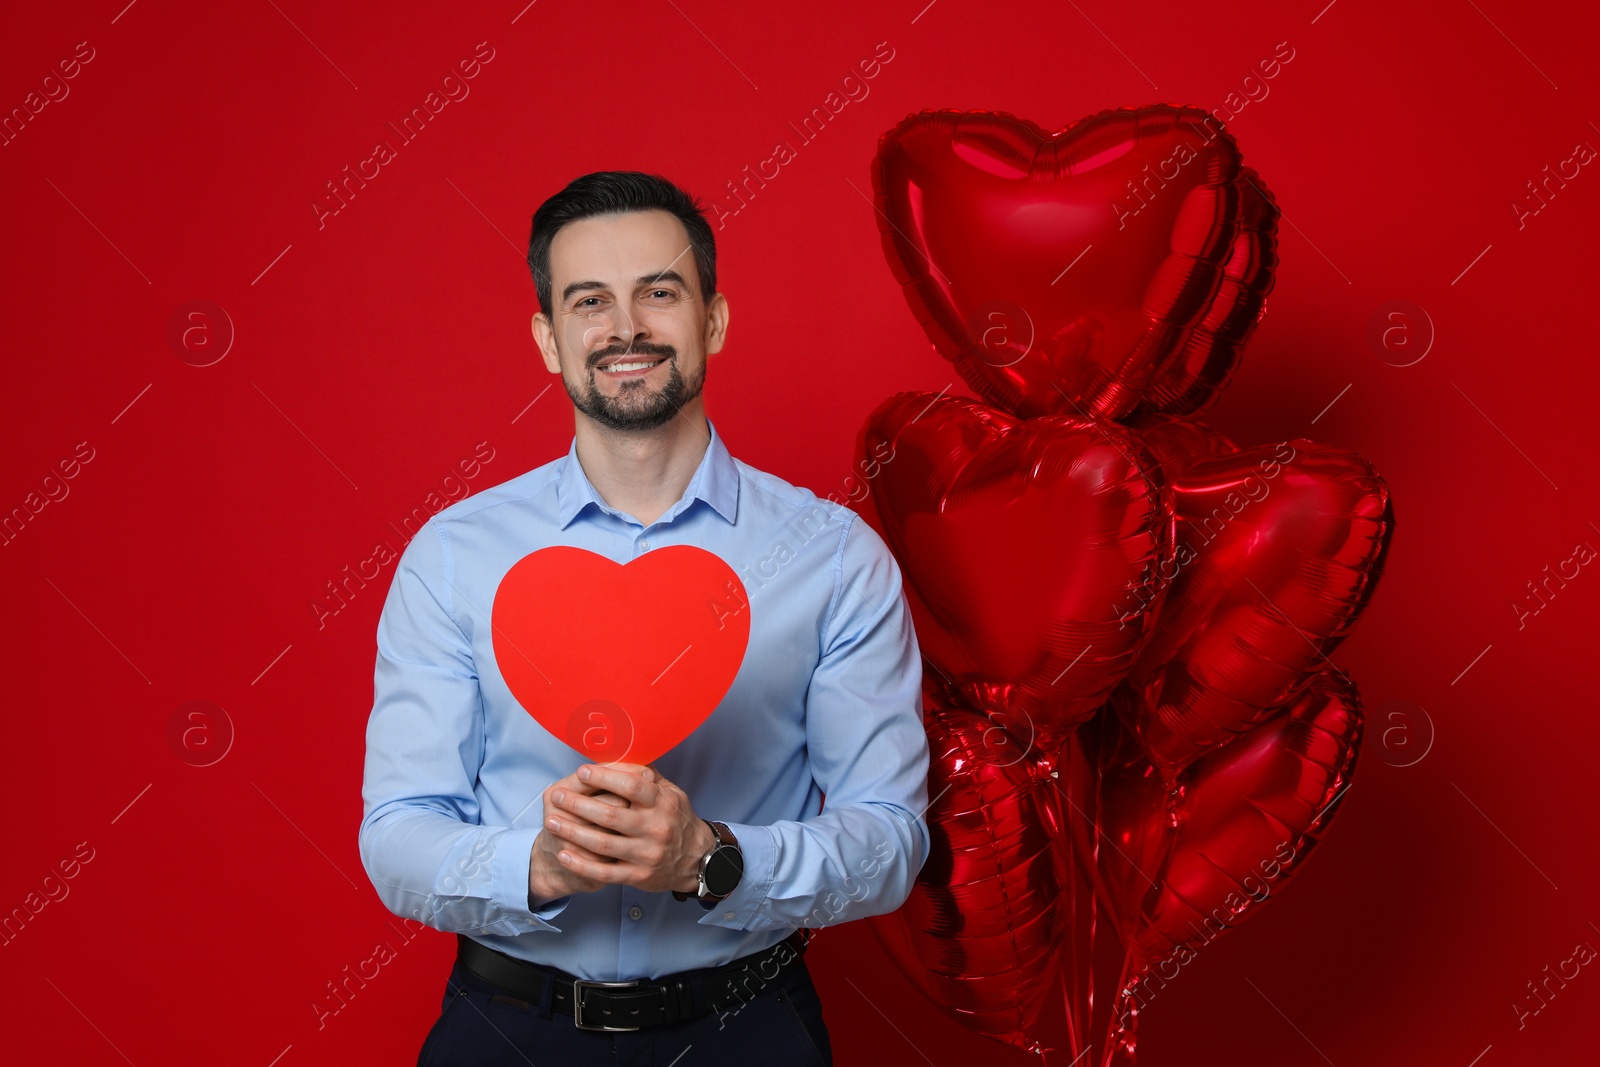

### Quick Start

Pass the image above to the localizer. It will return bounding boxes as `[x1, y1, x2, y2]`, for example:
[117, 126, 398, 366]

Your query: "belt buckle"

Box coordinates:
[572, 978, 644, 1031]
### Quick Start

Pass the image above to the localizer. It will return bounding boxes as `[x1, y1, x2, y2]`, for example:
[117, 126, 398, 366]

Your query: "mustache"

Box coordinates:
[589, 341, 676, 366]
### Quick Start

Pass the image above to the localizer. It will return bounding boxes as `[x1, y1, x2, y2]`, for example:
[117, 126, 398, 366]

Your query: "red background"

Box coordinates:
[4, 0, 1598, 1064]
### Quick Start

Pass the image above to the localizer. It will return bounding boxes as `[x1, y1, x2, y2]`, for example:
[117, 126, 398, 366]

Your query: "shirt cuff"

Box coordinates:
[696, 821, 776, 929]
[529, 892, 572, 922]
[491, 827, 567, 931]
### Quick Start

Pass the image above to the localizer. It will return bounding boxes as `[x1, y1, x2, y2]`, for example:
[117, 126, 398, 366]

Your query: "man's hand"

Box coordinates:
[544, 761, 717, 895]
[528, 766, 634, 904]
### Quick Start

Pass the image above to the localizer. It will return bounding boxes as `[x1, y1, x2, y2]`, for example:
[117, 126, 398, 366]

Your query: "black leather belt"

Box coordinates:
[456, 928, 809, 1031]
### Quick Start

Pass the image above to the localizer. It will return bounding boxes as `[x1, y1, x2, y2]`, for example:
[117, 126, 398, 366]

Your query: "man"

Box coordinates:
[358, 170, 932, 1066]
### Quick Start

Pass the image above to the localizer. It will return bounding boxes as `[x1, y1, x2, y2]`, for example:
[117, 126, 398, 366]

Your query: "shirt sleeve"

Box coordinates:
[698, 511, 932, 932]
[358, 518, 568, 937]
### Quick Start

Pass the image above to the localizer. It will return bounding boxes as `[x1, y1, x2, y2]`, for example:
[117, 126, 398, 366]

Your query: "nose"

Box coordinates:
[579, 302, 644, 355]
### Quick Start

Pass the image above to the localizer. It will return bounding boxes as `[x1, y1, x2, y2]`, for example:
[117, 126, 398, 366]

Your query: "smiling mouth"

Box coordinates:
[599, 357, 667, 374]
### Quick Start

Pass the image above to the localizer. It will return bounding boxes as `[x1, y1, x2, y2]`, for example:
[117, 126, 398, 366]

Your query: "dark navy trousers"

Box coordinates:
[416, 955, 834, 1066]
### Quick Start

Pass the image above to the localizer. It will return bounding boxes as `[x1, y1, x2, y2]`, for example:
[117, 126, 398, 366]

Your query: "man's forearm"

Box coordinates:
[358, 806, 565, 935]
[696, 800, 930, 932]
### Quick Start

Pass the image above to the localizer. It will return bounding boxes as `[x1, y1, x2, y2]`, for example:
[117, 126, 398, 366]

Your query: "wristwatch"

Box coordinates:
[673, 819, 743, 909]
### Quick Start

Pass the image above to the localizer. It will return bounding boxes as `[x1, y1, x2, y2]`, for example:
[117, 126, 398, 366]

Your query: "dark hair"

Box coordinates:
[526, 171, 717, 315]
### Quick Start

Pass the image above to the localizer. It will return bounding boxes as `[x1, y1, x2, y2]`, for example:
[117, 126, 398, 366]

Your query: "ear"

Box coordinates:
[531, 312, 561, 374]
[704, 291, 730, 357]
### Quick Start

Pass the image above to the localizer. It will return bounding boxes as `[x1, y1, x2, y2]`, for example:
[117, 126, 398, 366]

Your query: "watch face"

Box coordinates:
[704, 845, 744, 897]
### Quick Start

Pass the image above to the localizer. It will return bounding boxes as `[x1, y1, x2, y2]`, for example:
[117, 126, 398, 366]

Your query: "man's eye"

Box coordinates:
[649, 289, 674, 299]
[576, 297, 600, 308]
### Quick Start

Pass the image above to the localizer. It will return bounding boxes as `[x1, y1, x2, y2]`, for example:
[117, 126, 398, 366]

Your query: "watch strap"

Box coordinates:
[672, 820, 717, 902]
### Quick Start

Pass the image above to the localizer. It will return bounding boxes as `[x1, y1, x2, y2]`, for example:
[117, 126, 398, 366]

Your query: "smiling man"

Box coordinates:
[358, 170, 932, 1066]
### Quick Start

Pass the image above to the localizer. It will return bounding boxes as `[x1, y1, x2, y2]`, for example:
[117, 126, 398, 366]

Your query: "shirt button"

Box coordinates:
[639, 540, 650, 550]
[628, 905, 643, 921]
[724, 910, 735, 919]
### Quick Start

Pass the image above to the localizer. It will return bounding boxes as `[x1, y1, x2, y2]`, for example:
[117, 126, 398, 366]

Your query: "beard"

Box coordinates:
[564, 340, 705, 432]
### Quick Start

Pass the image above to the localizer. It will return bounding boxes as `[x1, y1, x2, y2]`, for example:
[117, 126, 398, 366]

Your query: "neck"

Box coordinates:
[572, 398, 711, 527]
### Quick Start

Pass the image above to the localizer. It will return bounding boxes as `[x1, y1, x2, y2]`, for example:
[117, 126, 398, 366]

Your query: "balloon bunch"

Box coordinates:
[856, 106, 1394, 1064]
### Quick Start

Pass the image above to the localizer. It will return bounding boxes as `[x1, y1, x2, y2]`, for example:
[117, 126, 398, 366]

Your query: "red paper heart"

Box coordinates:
[490, 545, 750, 765]
[872, 106, 1278, 421]
[858, 391, 1174, 744]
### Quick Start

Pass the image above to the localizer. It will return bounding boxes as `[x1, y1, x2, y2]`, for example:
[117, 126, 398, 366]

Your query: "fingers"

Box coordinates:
[539, 762, 695, 890]
[544, 838, 612, 875]
[548, 768, 622, 800]
[549, 791, 654, 851]
[566, 763, 701, 844]
[547, 797, 685, 875]
[578, 763, 656, 803]
[596, 760, 652, 774]
[544, 770, 632, 825]
[556, 846, 638, 885]
[545, 801, 642, 856]
[533, 827, 614, 895]
[540, 822, 635, 886]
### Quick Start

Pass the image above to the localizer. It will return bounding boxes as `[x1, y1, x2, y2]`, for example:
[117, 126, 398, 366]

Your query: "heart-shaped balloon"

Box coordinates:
[1087, 668, 1362, 972]
[865, 678, 1074, 1054]
[490, 545, 750, 765]
[1133, 167, 1280, 416]
[872, 106, 1279, 422]
[1115, 428, 1393, 773]
[1123, 411, 1240, 476]
[857, 391, 1175, 745]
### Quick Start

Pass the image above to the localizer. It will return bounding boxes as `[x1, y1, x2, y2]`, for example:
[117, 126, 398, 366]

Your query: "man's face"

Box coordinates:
[532, 209, 727, 433]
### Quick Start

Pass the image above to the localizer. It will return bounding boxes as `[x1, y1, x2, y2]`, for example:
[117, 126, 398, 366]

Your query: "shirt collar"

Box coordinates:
[555, 417, 740, 530]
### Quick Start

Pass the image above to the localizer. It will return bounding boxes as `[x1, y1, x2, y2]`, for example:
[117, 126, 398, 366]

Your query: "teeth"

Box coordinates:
[603, 359, 663, 373]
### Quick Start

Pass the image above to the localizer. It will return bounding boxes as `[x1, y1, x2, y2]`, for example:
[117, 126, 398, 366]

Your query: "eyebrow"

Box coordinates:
[561, 270, 691, 305]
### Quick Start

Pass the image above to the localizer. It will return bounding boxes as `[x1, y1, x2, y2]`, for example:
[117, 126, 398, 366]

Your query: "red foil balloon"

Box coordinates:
[1134, 165, 1280, 415]
[857, 391, 1175, 744]
[1116, 431, 1393, 773]
[872, 106, 1279, 422]
[1124, 411, 1239, 476]
[1091, 668, 1363, 973]
[866, 678, 1073, 1053]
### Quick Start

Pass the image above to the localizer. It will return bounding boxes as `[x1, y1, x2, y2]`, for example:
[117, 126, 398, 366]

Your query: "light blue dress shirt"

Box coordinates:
[358, 417, 932, 981]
